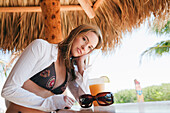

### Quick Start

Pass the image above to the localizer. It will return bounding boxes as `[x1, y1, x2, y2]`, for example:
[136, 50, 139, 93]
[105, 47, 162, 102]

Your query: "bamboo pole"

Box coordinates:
[77, 0, 95, 19]
[40, 0, 63, 44]
[0, 5, 83, 12]
[93, 0, 105, 11]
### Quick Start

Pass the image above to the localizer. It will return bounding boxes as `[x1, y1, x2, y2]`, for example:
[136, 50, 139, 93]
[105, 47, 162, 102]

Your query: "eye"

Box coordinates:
[82, 37, 86, 41]
[88, 46, 92, 50]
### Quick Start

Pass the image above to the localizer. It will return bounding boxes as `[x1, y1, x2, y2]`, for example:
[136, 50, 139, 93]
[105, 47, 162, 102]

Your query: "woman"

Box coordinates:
[1, 24, 103, 113]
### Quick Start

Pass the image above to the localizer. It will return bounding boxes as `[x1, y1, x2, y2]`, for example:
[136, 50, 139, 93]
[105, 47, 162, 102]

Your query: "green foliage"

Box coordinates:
[114, 89, 137, 103]
[0, 59, 12, 77]
[140, 40, 170, 58]
[114, 83, 170, 103]
[2, 66, 7, 77]
[0, 60, 7, 77]
[140, 20, 170, 62]
[143, 83, 170, 102]
[154, 21, 170, 35]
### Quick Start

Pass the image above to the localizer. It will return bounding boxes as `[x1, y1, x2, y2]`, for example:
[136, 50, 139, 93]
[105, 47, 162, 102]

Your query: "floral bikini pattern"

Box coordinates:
[40, 70, 50, 77]
[31, 62, 67, 94]
[39, 69, 67, 90]
[46, 76, 55, 89]
[40, 69, 55, 89]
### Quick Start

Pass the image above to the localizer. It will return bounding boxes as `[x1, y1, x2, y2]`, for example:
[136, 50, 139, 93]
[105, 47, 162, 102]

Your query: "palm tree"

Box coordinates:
[140, 20, 170, 60]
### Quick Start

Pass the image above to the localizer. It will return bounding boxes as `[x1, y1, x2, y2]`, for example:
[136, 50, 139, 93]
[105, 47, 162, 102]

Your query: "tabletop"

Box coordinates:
[57, 101, 170, 113]
[58, 106, 115, 113]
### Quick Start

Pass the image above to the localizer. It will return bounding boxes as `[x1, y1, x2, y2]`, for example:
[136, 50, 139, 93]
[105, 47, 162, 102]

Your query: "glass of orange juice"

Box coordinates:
[89, 83, 105, 106]
[88, 76, 110, 106]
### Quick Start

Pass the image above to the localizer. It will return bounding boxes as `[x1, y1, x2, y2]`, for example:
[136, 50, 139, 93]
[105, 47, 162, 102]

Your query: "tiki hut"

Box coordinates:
[0, 0, 169, 53]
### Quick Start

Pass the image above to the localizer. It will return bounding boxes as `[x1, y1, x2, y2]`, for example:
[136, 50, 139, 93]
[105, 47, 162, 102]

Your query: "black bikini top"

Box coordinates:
[30, 62, 67, 94]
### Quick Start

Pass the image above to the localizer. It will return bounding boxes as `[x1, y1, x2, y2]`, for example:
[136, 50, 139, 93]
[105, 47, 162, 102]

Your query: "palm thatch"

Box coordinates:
[0, 0, 169, 52]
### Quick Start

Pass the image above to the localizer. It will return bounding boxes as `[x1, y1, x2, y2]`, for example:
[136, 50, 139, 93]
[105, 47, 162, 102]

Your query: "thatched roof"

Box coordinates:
[0, 0, 169, 52]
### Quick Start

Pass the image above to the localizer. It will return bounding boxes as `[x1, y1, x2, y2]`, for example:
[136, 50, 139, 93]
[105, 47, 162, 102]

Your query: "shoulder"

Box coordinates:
[27, 39, 58, 59]
[31, 39, 49, 45]
[23, 39, 52, 55]
[28, 39, 52, 50]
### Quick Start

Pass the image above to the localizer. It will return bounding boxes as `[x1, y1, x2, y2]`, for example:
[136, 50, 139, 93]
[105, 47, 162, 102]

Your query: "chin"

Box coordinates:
[71, 53, 77, 57]
[73, 54, 79, 57]
[72, 52, 79, 57]
[73, 53, 81, 58]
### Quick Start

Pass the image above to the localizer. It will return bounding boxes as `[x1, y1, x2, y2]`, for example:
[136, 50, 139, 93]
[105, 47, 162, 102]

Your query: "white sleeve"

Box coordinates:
[1, 39, 66, 112]
[68, 66, 95, 110]
[68, 65, 92, 102]
[68, 50, 102, 101]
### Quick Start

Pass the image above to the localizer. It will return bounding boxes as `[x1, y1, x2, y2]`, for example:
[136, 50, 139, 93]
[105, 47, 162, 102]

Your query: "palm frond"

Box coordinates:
[153, 20, 170, 35]
[0, 59, 7, 77]
[6, 51, 21, 68]
[140, 40, 170, 63]
[0, 51, 21, 77]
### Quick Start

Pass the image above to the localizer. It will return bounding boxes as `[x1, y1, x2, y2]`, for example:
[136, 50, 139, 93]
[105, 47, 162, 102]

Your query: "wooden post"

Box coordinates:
[40, 0, 63, 44]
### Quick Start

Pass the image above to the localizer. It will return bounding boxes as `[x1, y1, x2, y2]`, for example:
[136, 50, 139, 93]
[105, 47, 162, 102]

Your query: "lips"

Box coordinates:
[77, 48, 82, 54]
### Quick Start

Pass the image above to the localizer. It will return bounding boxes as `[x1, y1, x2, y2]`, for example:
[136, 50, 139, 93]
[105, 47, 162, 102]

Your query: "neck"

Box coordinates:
[57, 49, 63, 65]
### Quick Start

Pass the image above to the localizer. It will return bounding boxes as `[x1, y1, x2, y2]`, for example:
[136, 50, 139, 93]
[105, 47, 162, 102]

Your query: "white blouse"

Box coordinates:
[1, 39, 93, 112]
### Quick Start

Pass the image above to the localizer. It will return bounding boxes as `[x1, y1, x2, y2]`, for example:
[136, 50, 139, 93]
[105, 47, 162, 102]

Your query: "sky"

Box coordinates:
[88, 22, 170, 93]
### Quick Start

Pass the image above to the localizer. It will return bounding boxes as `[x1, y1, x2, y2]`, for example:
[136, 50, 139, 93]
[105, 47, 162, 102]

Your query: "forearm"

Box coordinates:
[2, 84, 66, 112]
[68, 65, 92, 101]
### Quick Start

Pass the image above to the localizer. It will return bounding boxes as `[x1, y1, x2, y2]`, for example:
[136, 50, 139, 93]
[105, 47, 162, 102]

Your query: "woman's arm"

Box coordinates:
[68, 50, 101, 102]
[68, 54, 92, 102]
[1, 39, 66, 112]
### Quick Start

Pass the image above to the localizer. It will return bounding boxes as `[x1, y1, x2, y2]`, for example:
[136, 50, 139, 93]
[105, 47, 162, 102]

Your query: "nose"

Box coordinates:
[81, 44, 89, 53]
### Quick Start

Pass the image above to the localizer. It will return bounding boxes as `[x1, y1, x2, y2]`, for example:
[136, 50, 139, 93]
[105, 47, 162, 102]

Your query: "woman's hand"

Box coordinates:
[73, 54, 90, 75]
[64, 95, 75, 109]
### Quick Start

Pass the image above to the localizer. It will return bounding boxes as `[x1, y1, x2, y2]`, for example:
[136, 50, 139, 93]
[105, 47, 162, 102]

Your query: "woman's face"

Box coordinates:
[71, 31, 99, 57]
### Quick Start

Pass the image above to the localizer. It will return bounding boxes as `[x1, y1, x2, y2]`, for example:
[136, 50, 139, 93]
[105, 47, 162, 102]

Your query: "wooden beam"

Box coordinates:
[78, 0, 95, 19]
[0, 6, 41, 12]
[87, 0, 93, 6]
[61, 5, 82, 11]
[93, 0, 105, 11]
[0, 5, 83, 13]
